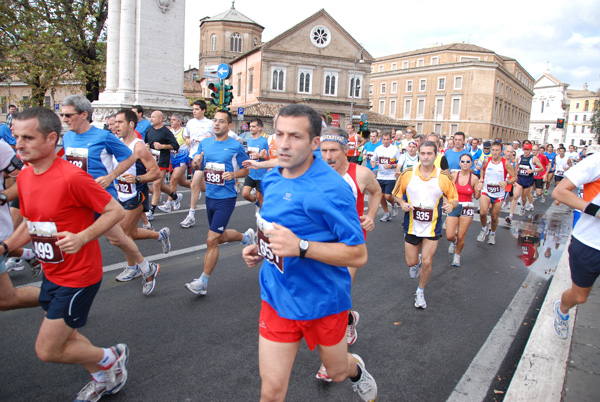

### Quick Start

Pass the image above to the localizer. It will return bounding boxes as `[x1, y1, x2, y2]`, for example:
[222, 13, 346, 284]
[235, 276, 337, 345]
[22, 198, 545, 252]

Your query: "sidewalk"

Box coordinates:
[505, 239, 600, 401]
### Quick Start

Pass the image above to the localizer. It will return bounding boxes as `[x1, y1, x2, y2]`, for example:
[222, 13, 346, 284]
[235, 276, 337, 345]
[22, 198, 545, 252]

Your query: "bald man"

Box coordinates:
[145, 111, 181, 220]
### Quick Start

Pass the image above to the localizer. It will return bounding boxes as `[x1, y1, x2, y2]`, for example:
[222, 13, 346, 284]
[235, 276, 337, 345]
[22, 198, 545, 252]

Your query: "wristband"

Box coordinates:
[584, 202, 600, 218]
[1, 241, 9, 258]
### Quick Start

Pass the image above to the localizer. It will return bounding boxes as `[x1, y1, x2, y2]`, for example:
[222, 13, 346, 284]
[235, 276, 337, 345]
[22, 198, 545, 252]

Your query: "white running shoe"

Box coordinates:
[158, 227, 171, 254]
[115, 266, 142, 282]
[104, 343, 129, 395]
[142, 262, 160, 296]
[180, 214, 195, 228]
[73, 380, 107, 402]
[241, 228, 257, 245]
[351, 354, 377, 402]
[250, 188, 257, 198]
[315, 364, 332, 382]
[5, 258, 25, 272]
[487, 232, 496, 245]
[414, 292, 427, 309]
[146, 210, 155, 221]
[185, 278, 207, 295]
[519, 206, 525, 216]
[172, 193, 183, 211]
[409, 263, 421, 279]
[540, 195, 546, 203]
[392, 204, 399, 217]
[379, 212, 391, 222]
[448, 241, 456, 254]
[157, 201, 172, 213]
[477, 228, 488, 242]
[452, 254, 461, 267]
[347, 311, 360, 346]
[553, 299, 569, 340]
[526, 204, 535, 212]
[142, 222, 154, 231]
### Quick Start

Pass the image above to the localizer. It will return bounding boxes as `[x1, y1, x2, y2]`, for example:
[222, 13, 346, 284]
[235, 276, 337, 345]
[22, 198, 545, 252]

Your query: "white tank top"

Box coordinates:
[114, 138, 144, 202]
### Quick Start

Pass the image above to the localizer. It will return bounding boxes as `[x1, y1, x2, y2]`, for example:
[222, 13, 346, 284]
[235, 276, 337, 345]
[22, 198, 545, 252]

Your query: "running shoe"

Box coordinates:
[146, 210, 155, 221]
[142, 262, 160, 296]
[505, 215, 512, 225]
[157, 201, 172, 213]
[452, 254, 461, 267]
[477, 228, 488, 242]
[392, 203, 399, 217]
[5, 258, 25, 272]
[142, 222, 154, 231]
[487, 232, 496, 245]
[379, 212, 391, 222]
[553, 299, 569, 340]
[315, 364, 332, 382]
[158, 227, 171, 254]
[74, 380, 107, 402]
[448, 241, 456, 255]
[540, 195, 546, 203]
[115, 266, 141, 282]
[185, 278, 207, 296]
[250, 188, 257, 198]
[241, 228, 257, 246]
[25, 255, 43, 277]
[519, 206, 525, 216]
[172, 193, 183, 211]
[180, 214, 195, 228]
[351, 354, 377, 402]
[526, 204, 535, 212]
[544, 189, 549, 196]
[409, 263, 421, 279]
[347, 311, 360, 346]
[104, 343, 129, 395]
[414, 292, 427, 309]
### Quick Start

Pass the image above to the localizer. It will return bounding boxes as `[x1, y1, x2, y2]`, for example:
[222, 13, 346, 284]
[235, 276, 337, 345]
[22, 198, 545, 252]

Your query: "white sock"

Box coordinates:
[98, 348, 117, 368]
[189, 209, 196, 217]
[91, 370, 106, 383]
[138, 260, 150, 276]
[22, 248, 36, 259]
[201, 272, 210, 284]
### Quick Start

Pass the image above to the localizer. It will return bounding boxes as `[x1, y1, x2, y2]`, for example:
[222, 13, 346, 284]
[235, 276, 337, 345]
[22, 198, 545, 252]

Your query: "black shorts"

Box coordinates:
[555, 175, 564, 182]
[404, 233, 440, 245]
[39, 277, 102, 329]
[9, 197, 19, 209]
[569, 236, 600, 288]
[119, 186, 149, 212]
[534, 178, 544, 189]
[347, 155, 360, 164]
[243, 176, 262, 192]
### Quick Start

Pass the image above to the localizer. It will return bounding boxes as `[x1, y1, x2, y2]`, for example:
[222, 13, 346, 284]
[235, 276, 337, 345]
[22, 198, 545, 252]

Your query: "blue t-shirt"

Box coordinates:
[470, 148, 482, 174]
[544, 152, 557, 171]
[445, 148, 471, 172]
[362, 141, 381, 171]
[63, 126, 132, 198]
[258, 158, 364, 320]
[136, 119, 151, 140]
[0, 124, 15, 145]
[246, 136, 269, 181]
[194, 136, 249, 199]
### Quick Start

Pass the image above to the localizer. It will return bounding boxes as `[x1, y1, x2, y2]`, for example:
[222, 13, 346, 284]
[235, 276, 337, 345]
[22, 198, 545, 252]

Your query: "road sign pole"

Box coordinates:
[219, 79, 224, 108]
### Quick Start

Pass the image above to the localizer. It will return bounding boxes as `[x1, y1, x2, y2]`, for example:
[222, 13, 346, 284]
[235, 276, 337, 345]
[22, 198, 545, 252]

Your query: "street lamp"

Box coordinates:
[349, 45, 364, 128]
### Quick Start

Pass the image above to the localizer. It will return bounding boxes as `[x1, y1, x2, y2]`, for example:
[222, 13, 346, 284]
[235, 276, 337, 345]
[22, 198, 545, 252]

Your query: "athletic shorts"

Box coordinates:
[39, 277, 102, 329]
[205, 197, 237, 234]
[516, 176, 534, 189]
[534, 178, 544, 189]
[9, 197, 19, 209]
[0, 255, 6, 275]
[482, 192, 503, 204]
[171, 153, 189, 168]
[448, 204, 477, 217]
[404, 233, 440, 245]
[555, 175, 564, 183]
[569, 236, 600, 288]
[243, 176, 262, 192]
[258, 300, 347, 351]
[347, 155, 360, 164]
[378, 179, 396, 195]
[119, 186, 149, 212]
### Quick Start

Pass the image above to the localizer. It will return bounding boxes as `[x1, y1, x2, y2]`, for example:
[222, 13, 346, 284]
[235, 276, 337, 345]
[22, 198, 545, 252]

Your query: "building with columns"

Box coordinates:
[369, 43, 534, 142]
[529, 71, 569, 145]
[565, 84, 598, 147]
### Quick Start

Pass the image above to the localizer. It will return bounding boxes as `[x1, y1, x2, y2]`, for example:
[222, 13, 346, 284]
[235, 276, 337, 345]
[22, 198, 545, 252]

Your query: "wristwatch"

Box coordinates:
[1, 241, 9, 258]
[299, 239, 309, 258]
[0, 193, 7, 206]
[135, 176, 141, 184]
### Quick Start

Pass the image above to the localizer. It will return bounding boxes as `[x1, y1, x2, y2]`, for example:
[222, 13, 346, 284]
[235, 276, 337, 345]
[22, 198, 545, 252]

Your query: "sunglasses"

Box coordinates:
[459, 159, 471, 163]
[60, 113, 79, 118]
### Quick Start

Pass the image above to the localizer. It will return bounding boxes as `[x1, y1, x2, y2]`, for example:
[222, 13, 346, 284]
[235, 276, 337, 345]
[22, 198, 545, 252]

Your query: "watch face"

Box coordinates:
[300, 239, 309, 250]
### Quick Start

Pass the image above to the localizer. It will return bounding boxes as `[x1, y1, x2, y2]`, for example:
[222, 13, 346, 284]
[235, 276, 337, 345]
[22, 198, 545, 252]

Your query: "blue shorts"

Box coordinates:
[378, 179, 396, 195]
[171, 153, 189, 168]
[205, 197, 237, 234]
[569, 236, 600, 288]
[39, 277, 102, 329]
[119, 186, 149, 212]
[517, 176, 534, 189]
[0, 255, 6, 275]
[448, 204, 464, 217]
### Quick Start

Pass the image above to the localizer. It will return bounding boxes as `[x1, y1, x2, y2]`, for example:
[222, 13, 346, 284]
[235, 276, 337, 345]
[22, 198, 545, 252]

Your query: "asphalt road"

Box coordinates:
[2, 189, 573, 401]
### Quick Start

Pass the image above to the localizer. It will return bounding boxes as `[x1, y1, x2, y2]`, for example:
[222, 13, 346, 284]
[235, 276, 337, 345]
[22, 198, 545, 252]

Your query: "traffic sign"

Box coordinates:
[204, 65, 218, 73]
[241, 123, 248, 130]
[238, 107, 245, 115]
[54, 103, 60, 111]
[217, 63, 232, 80]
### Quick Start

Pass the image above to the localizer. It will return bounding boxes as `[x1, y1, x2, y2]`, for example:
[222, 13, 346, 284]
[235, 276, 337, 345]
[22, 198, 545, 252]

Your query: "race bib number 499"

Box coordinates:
[27, 221, 64, 263]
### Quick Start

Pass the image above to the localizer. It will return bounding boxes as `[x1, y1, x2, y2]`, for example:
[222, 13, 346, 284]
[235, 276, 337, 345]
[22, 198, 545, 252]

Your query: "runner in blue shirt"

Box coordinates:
[132, 105, 151, 140]
[544, 144, 557, 195]
[184, 109, 256, 296]
[443, 131, 470, 172]
[242, 118, 270, 207]
[361, 131, 381, 174]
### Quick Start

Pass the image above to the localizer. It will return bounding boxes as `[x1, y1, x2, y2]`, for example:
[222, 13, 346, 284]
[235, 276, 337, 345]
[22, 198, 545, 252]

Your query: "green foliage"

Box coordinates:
[591, 93, 600, 144]
[0, 0, 108, 105]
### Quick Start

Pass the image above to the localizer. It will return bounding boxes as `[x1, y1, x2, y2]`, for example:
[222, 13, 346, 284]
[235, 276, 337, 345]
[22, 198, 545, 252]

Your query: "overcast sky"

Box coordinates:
[184, 0, 600, 92]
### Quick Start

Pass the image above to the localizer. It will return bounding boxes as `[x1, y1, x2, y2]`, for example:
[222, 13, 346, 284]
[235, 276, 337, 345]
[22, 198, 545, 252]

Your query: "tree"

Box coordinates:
[0, 0, 108, 104]
[591, 93, 600, 144]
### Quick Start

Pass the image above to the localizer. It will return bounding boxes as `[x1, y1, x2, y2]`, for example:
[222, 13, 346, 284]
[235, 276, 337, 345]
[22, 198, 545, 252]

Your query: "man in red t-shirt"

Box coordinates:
[346, 124, 366, 163]
[532, 144, 550, 203]
[2, 108, 130, 401]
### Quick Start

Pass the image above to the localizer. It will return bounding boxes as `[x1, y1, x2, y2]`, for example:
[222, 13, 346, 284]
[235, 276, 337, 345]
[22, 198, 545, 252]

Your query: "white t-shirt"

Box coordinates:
[184, 117, 214, 156]
[0, 140, 15, 241]
[228, 130, 240, 141]
[566, 152, 600, 250]
[372, 144, 402, 180]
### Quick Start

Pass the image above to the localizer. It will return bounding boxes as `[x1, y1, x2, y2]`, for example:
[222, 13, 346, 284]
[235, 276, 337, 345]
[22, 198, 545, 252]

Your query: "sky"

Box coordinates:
[184, 0, 600, 92]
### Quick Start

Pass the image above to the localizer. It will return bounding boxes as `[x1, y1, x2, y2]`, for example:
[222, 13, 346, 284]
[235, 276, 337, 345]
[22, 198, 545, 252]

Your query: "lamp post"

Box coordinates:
[349, 45, 364, 128]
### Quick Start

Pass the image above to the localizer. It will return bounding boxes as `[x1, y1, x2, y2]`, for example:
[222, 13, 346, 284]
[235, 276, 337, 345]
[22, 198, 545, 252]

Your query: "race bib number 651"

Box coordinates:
[257, 229, 284, 274]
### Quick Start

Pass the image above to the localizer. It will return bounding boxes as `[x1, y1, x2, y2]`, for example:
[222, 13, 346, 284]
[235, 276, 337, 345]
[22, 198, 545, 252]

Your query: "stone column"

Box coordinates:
[117, 0, 135, 98]
[103, 0, 121, 93]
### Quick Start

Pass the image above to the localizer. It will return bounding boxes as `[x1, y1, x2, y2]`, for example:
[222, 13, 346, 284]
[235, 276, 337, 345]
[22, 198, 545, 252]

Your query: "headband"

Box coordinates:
[321, 134, 348, 146]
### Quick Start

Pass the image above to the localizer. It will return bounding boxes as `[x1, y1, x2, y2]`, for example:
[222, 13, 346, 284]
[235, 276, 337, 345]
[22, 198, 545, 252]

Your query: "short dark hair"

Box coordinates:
[420, 140, 438, 154]
[491, 142, 503, 149]
[454, 132, 465, 140]
[14, 107, 62, 143]
[193, 100, 207, 111]
[132, 105, 144, 114]
[215, 109, 233, 124]
[9, 104, 16, 109]
[117, 109, 138, 129]
[382, 131, 392, 139]
[250, 118, 263, 127]
[277, 104, 322, 140]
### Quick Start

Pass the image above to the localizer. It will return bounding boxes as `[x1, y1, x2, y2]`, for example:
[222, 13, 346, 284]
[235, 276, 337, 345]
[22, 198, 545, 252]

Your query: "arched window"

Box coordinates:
[230, 33, 242, 52]
[584, 100, 589, 111]
[272, 69, 284, 91]
[210, 34, 217, 51]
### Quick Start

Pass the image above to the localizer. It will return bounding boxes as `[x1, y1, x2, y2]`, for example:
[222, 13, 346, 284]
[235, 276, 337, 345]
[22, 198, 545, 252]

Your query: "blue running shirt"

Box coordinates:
[246, 136, 269, 181]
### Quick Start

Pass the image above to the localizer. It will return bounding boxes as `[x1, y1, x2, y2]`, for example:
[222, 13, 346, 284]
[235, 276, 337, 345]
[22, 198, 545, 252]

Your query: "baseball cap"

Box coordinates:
[483, 141, 491, 148]
[523, 143, 533, 150]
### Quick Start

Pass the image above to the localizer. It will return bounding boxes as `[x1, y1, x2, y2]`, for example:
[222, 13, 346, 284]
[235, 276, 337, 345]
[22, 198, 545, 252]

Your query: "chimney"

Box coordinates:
[584, 82, 588, 91]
